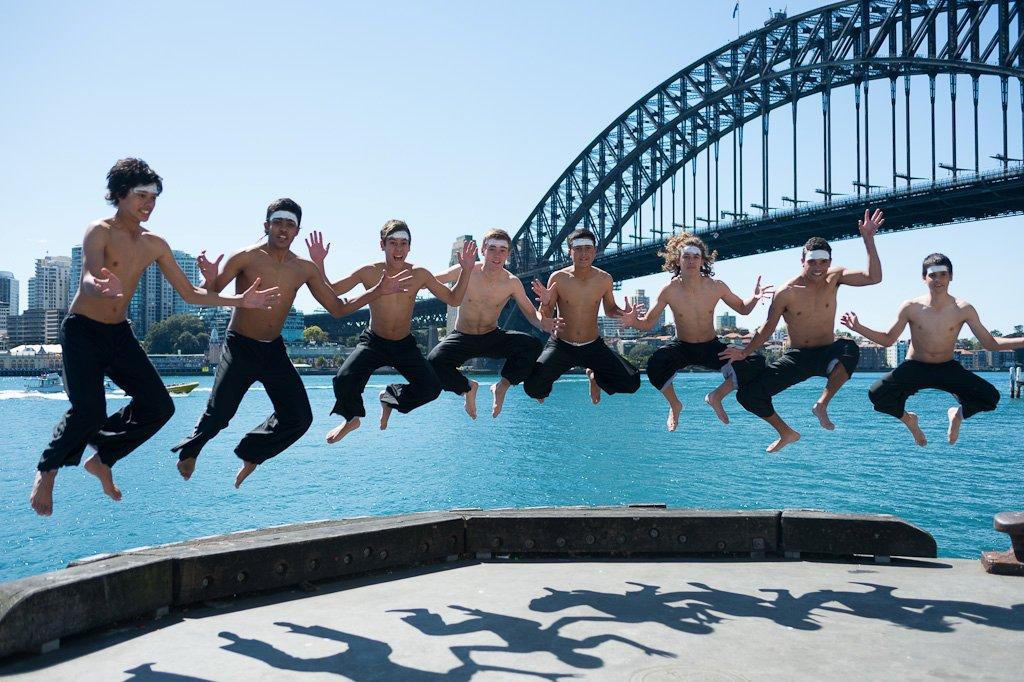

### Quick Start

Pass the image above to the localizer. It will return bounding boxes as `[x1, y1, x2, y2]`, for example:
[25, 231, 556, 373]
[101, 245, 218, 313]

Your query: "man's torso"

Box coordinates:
[366, 261, 424, 340]
[69, 221, 161, 323]
[454, 265, 515, 335]
[780, 272, 841, 348]
[665, 277, 721, 343]
[553, 267, 609, 343]
[906, 296, 967, 363]
[228, 247, 308, 341]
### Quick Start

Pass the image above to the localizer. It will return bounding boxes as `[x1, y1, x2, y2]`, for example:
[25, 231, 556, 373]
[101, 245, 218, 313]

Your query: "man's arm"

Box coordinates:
[624, 285, 669, 331]
[78, 223, 123, 298]
[422, 240, 477, 305]
[539, 273, 560, 319]
[840, 303, 910, 347]
[305, 232, 373, 296]
[510, 278, 564, 334]
[720, 277, 774, 315]
[154, 240, 280, 309]
[433, 264, 462, 285]
[839, 208, 884, 287]
[600, 275, 632, 318]
[964, 305, 1024, 351]
[718, 289, 787, 362]
[305, 262, 412, 318]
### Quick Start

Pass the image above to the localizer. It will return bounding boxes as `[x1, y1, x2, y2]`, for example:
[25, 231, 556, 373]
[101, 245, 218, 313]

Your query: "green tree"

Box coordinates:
[625, 342, 656, 369]
[303, 325, 329, 345]
[144, 314, 210, 354]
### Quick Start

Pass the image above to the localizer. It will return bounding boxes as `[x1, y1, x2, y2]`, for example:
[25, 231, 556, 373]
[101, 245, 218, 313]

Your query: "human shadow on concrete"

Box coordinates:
[123, 663, 214, 680]
[528, 580, 1024, 635]
[389, 604, 676, 671]
[218, 621, 572, 680]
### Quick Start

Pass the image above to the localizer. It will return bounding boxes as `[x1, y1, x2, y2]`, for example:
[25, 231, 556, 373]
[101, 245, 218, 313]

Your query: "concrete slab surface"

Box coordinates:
[1, 558, 1021, 681]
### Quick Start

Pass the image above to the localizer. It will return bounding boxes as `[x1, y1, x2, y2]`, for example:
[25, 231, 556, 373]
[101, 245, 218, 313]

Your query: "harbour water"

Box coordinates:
[1, 372, 1021, 582]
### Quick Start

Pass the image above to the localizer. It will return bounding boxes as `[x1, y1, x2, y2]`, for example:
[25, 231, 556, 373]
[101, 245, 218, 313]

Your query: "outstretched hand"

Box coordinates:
[456, 240, 478, 270]
[196, 250, 223, 283]
[618, 297, 641, 328]
[752, 275, 775, 303]
[240, 277, 281, 310]
[95, 268, 124, 298]
[305, 230, 330, 265]
[541, 315, 566, 334]
[375, 269, 414, 296]
[858, 208, 884, 239]
[532, 279, 556, 306]
[840, 311, 859, 330]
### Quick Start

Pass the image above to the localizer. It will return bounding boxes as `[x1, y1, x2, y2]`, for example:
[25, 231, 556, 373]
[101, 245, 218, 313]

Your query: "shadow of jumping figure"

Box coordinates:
[390, 604, 675, 671]
[218, 621, 569, 681]
[123, 663, 214, 681]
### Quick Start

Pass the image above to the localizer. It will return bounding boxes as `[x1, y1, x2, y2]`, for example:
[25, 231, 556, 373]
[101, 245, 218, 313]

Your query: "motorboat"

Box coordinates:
[166, 381, 200, 395]
[25, 373, 63, 393]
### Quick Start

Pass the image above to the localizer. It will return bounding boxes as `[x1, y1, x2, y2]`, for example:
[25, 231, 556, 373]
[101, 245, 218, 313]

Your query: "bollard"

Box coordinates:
[980, 512, 1024, 576]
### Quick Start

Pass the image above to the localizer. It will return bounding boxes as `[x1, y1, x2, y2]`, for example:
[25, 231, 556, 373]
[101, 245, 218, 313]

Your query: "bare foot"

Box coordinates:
[704, 392, 730, 425]
[30, 470, 56, 516]
[380, 391, 393, 430]
[491, 379, 510, 418]
[84, 455, 122, 502]
[766, 430, 801, 453]
[464, 380, 479, 420]
[947, 406, 963, 445]
[177, 457, 197, 480]
[665, 400, 683, 431]
[811, 402, 835, 431]
[234, 461, 257, 488]
[901, 411, 927, 447]
[326, 417, 360, 444]
[586, 369, 601, 405]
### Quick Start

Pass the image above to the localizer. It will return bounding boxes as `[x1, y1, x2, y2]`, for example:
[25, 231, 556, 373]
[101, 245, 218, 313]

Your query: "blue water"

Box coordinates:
[1, 372, 1021, 582]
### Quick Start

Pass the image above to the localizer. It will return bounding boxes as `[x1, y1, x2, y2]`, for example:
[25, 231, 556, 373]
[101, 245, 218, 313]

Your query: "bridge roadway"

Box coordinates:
[1, 507, 1021, 679]
[307, 168, 1024, 337]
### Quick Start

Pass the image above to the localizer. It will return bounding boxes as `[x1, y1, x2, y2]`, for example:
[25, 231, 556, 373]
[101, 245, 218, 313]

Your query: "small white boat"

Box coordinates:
[166, 381, 200, 395]
[25, 373, 64, 393]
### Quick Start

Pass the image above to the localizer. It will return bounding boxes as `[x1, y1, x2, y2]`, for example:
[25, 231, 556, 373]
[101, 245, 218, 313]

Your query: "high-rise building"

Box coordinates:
[7, 309, 65, 345]
[445, 235, 474, 331]
[69, 246, 83, 303]
[126, 250, 201, 338]
[716, 311, 737, 332]
[885, 339, 909, 368]
[0, 271, 19, 332]
[28, 256, 71, 312]
[282, 307, 305, 343]
[199, 306, 233, 343]
[632, 289, 664, 331]
[598, 315, 622, 338]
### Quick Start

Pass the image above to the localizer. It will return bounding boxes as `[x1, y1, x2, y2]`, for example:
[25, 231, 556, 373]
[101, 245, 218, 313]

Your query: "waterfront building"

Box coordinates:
[147, 353, 208, 375]
[69, 245, 83, 303]
[6, 309, 65, 345]
[27, 256, 71, 312]
[199, 306, 232, 342]
[126, 250, 201, 338]
[857, 341, 890, 370]
[885, 339, 909, 368]
[0, 270, 19, 333]
[598, 315, 622, 339]
[0, 344, 63, 375]
[282, 307, 305, 343]
[715, 311, 737, 333]
[633, 289, 664, 332]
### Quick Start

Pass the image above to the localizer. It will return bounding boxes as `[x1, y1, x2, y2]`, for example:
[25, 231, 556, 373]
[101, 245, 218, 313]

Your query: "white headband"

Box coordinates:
[805, 249, 831, 261]
[570, 238, 595, 248]
[385, 230, 410, 241]
[268, 210, 299, 225]
[926, 265, 949, 275]
[681, 246, 702, 256]
[483, 238, 510, 249]
[131, 183, 160, 195]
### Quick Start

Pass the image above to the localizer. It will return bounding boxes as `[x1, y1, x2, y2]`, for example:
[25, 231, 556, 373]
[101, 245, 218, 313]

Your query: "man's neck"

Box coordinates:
[926, 289, 953, 307]
[571, 263, 593, 277]
[481, 261, 503, 276]
[678, 270, 702, 285]
[385, 259, 409, 274]
[262, 242, 292, 262]
[111, 211, 142, 234]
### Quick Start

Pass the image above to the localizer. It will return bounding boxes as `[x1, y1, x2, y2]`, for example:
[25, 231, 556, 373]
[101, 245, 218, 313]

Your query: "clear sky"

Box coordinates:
[2, 0, 1021, 335]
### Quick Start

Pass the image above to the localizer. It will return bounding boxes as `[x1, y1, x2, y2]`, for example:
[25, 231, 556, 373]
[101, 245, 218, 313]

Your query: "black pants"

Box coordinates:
[427, 328, 543, 395]
[523, 337, 641, 400]
[332, 330, 441, 421]
[646, 338, 761, 390]
[869, 359, 999, 420]
[171, 332, 312, 465]
[37, 314, 175, 472]
[736, 339, 860, 419]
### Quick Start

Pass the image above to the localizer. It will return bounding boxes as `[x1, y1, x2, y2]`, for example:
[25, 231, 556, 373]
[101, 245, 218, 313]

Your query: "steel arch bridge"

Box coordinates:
[316, 0, 1024, 338]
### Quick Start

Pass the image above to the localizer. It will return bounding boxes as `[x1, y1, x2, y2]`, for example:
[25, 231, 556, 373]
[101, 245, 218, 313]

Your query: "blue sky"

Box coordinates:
[2, 0, 1021, 335]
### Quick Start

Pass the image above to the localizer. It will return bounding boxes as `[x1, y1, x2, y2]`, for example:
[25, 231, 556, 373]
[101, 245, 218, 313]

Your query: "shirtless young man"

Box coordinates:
[719, 208, 885, 452]
[522, 228, 641, 403]
[309, 219, 477, 443]
[172, 199, 410, 487]
[841, 253, 1014, 446]
[427, 229, 564, 419]
[30, 158, 281, 516]
[621, 233, 773, 431]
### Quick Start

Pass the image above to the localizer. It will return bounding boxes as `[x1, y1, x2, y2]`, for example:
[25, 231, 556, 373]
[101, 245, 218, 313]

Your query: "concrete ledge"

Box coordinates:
[464, 507, 780, 556]
[0, 554, 172, 659]
[781, 510, 937, 558]
[0, 507, 937, 659]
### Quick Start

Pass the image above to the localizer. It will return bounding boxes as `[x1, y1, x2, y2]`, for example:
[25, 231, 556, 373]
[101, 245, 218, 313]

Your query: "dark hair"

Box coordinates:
[567, 228, 597, 248]
[482, 228, 512, 244]
[105, 158, 162, 206]
[802, 237, 832, 259]
[922, 252, 953, 278]
[265, 198, 302, 226]
[380, 219, 411, 243]
[660, 232, 716, 277]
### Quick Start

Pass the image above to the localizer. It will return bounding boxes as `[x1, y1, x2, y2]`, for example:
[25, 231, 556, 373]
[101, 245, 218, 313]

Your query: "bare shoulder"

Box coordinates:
[140, 230, 171, 256]
[550, 269, 572, 282]
[955, 298, 977, 316]
[82, 219, 112, 242]
[592, 267, 613, 282]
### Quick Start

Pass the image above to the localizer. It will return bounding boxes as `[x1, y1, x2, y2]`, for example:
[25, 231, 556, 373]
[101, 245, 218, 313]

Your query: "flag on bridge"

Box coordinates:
[732, 2, 740, 18]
